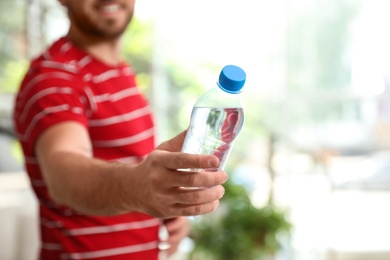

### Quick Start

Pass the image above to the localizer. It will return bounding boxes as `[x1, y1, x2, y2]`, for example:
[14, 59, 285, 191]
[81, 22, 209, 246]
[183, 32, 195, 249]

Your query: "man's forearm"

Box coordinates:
[40, 151, 135, 215]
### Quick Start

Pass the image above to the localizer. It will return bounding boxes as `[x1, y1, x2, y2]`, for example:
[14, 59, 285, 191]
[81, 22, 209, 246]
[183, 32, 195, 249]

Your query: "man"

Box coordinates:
[13, 0, 227, 259]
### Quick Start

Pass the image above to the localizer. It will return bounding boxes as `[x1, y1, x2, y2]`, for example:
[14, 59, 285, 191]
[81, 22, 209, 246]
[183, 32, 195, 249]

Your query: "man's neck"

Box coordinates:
[66, 28, 123, 67]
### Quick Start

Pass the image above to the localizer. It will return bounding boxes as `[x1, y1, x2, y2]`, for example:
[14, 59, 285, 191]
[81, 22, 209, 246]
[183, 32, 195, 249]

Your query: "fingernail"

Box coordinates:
[223, 173, 228, 182]
[208, 158, 219, 167]
[220, 188, 225, 199]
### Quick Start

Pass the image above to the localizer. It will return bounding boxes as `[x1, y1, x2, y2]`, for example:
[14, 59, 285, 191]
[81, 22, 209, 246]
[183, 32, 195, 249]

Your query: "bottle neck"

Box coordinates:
[216, 85, 242, 97]
[194, 85, 243, 108]
[216, 82, 243, 95]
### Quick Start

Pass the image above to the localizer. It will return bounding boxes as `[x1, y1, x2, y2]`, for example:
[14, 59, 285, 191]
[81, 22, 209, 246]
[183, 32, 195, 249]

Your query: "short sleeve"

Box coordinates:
[14, 68, 89, 156]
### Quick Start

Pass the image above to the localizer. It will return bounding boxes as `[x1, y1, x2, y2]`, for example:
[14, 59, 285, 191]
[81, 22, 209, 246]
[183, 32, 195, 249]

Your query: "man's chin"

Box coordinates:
[89, 26, 128, 40]
[98, 21, 130, 39]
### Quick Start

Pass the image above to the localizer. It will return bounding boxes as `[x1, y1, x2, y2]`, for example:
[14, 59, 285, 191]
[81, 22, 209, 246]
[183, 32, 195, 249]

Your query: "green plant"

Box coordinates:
[190, 180, 292, 260]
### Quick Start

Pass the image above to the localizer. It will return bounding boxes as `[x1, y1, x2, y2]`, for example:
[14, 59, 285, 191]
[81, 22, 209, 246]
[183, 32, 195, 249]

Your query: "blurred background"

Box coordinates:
[1, 0, 390, 259]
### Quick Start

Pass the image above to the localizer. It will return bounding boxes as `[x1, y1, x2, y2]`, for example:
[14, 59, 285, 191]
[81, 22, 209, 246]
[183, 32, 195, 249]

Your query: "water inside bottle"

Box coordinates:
[182, 107, 244, 171]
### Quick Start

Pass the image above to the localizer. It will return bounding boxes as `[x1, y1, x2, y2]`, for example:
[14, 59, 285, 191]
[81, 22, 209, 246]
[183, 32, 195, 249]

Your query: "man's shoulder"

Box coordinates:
[18, 38, 90, 96]
[27, 37, 92, 78]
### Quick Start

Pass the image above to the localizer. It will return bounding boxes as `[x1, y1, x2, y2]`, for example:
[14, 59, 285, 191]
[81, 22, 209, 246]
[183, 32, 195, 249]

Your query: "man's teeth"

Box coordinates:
[102, 5, 119, 12]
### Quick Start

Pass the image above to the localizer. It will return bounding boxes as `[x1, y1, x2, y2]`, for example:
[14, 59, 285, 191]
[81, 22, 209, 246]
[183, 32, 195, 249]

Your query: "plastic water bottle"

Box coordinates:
[181, 65, 246, 171]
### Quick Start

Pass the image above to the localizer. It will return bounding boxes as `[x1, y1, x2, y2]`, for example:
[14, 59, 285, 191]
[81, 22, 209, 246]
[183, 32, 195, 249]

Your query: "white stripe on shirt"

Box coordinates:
[43, 50, 52, 60]
[89, 106, 150, 127]
[61, 241, 158, 259]
[94, 88, 139, 103]
[41, 60, 79, 74]
[78, 56, 92, 68]
[83, 86, 97, 113]
[19, 87, 74, 122]
[122, 67, 133, 76]
[23, 104, 70, 140]
[93, 69, 121, 83]
[72, 107, 84, 115]
[65, 218, 161, 236]
[18, 72, 75, 105]
[60, 41, 72, 54]
[28, 155, 142, 166]
[92, 128, 154, 147]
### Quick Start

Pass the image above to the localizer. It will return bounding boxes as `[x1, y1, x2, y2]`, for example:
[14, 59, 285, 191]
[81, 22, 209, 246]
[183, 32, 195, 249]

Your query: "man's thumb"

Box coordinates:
[157, 130, 188, 152]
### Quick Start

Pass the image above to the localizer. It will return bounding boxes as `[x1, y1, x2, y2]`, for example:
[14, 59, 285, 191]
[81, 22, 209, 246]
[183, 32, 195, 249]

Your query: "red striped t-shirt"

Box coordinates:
[13, 37, 160, 260]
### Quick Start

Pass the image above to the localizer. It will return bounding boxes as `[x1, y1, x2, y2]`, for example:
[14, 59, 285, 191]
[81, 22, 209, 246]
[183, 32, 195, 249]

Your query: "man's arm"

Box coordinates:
[35, 121, 227, 217]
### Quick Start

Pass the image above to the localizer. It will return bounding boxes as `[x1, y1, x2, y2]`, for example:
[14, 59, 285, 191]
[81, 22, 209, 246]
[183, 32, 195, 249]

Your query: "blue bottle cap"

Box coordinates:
[217, 65, 246, 94]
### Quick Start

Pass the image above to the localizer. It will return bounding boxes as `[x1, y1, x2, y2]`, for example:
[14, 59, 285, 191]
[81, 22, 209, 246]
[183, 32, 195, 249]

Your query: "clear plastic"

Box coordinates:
[181, 85, 244, 171]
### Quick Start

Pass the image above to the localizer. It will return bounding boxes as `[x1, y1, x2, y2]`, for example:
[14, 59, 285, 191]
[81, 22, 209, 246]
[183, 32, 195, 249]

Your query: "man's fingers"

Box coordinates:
[177, 200, 220, 216]
[176, 171, 228, 188]
[172, 186, 225, 205]
[153, 150, 219, 170]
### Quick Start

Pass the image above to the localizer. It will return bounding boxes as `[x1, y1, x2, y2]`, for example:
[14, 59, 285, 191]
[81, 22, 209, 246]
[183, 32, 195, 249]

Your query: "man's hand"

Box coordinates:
[125, 131, 228, 218]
